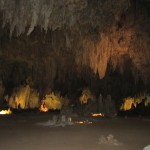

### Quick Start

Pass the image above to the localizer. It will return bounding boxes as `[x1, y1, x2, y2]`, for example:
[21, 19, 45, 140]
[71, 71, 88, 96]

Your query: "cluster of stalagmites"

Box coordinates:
[1, 84, 69, 110]
[0, 82, 117, 117]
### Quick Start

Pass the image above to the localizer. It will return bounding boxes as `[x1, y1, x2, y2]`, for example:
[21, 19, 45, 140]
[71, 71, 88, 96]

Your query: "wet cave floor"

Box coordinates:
[0, 112, 150, 150]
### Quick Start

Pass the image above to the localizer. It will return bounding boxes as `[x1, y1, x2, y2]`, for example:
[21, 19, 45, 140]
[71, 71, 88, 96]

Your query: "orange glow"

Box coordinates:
[0, 108, 12, 115]
[39, 105, 48, 112]
[91, 113, 104, 117]
[120, 97, 136, 111]
[76, 121, 84, 124]
[39, 100, 48, 112]
[75, 121, 93, 124]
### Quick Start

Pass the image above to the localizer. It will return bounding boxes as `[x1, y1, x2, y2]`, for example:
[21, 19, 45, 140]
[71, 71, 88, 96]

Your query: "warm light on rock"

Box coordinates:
[0, 108, 12, 115]
[120, 93, 150, 111]
[91, 113, 104, 117]
[39, 105, 48, 112]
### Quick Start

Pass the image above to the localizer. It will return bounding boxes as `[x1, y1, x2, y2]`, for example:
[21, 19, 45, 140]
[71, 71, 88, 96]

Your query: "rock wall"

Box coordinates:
[0, 0, 149, 100]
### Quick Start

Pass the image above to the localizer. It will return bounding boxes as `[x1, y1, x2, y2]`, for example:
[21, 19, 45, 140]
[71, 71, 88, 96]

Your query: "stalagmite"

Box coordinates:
[98, 94, 104, 113]
[104, 95, 116, 117]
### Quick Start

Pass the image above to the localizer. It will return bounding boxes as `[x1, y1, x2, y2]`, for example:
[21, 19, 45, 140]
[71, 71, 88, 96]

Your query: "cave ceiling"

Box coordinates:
[0, 0, 150, 95]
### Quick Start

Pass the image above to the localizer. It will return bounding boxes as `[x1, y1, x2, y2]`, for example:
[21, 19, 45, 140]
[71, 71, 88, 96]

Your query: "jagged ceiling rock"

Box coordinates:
[0, 0, 129, 36]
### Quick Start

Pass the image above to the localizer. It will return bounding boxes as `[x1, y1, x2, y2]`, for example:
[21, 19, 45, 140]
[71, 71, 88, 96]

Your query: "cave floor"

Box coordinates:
[0, 113, 150, 150]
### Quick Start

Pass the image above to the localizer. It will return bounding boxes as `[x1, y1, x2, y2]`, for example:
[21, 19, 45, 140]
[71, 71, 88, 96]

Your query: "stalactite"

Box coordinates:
[27, 0, 40, 35]
[0, 0, 129, 37]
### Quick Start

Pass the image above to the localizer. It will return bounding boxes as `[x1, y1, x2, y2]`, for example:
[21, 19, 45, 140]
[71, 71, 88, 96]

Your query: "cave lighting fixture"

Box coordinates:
[39, 104, 49, 112]
[0, 108, 12, 115]
[76, 121, 84, 124]
[91, 113, 104, 117]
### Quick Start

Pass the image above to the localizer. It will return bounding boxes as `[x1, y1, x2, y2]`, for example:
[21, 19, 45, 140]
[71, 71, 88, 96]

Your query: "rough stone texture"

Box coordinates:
[0, 0, 149, 101]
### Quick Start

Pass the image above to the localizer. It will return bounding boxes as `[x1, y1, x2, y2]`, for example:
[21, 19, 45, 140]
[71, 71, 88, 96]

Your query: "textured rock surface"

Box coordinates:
[0, 0, 149, 100]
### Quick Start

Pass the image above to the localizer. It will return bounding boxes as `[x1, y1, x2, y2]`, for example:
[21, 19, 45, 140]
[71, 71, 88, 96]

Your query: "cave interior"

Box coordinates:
[0, 0, 150, 116]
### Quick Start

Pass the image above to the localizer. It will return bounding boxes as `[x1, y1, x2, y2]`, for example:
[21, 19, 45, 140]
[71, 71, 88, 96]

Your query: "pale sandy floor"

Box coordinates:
[0, 114, 150, 150]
